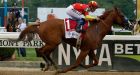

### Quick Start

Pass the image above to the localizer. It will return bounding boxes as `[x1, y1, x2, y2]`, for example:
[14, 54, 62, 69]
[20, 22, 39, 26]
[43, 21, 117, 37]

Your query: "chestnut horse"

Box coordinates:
[14, 7, 129, 73]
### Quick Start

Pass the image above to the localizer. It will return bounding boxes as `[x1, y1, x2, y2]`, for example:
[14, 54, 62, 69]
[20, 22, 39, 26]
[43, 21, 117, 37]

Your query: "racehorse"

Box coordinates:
[7, 11, 19, 32]
[13, 7, 129, 73]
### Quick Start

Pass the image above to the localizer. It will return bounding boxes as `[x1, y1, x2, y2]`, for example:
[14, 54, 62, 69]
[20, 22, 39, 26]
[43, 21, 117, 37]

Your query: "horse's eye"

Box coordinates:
[121, 15, 124, 17]
[119, 15, 124, 18]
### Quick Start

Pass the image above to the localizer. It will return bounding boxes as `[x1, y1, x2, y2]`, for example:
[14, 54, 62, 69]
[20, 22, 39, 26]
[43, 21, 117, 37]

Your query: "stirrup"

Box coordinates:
[76, 29, 85, 33]
[76, 29, 81, 33]
[76, 33, 82, 49]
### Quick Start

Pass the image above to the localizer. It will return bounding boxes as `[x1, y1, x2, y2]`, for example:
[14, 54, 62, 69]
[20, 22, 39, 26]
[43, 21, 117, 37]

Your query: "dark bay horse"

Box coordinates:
[15, 7, 129, 73]
[7, 11, 19, 32]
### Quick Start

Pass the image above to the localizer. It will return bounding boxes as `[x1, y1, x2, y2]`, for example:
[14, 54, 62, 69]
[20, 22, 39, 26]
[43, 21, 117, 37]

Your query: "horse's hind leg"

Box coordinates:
[37, 45, 58, 71]
[37, 46, 51, 71]
[58, 49, 89, 73]
[42, 54, 51, 71]
[45, 51, 58, 70]
[80, 50, 98, 68]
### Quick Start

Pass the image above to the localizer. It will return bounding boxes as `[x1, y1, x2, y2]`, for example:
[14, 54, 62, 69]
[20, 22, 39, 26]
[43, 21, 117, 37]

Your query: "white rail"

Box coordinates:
[0, 32, 140, 40]
[0, 32, 140, 48]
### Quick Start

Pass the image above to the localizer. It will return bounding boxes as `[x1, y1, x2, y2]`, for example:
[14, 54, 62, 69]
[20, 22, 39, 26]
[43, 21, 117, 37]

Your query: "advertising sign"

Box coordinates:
[0, 34, 140, 71]
[51, 40, 140, 71]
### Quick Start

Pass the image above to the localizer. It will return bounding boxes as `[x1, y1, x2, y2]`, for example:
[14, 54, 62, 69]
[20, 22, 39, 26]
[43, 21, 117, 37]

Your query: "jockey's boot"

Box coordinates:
[76, 18, 85, 33]
[76, 24, 82, 33]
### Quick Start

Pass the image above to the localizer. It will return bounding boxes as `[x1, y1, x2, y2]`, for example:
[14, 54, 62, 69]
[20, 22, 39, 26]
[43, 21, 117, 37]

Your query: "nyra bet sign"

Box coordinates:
[0, 35, 140, 71]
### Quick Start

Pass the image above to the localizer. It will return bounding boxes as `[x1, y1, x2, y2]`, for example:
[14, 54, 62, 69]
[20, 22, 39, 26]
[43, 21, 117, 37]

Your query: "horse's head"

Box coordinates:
[8, 11, 17, 22]
[113, 7, 131, 30]
[9, 11, 16, 18]
[7, 11, 19, 32]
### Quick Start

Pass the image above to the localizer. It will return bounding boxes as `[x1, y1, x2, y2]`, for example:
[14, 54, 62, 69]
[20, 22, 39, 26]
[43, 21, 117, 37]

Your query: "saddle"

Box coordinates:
[64, 18, 90, 38]
[64, 18, 90, 49]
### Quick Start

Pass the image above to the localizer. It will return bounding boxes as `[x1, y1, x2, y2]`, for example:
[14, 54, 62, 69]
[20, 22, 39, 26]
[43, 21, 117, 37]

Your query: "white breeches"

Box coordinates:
[66, 5, 84, 19]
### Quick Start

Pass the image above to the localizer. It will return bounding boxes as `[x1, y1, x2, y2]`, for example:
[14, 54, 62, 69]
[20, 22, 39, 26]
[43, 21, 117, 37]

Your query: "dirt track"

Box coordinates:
[0, 67, 140, 75]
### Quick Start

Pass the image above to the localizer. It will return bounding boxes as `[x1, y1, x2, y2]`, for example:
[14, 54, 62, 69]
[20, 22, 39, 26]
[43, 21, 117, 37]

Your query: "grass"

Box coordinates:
[115, 55, 140, 61]
[15, 48, 43, 61]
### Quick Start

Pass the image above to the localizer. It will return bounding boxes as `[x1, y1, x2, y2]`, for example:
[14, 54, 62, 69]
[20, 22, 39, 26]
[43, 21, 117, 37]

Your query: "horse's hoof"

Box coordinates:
[41, 68, 44, 71]
[40, 67, 49, 71]
[53, 70, 59, 75]
[57, 69, 66, 73]
[40, 62, 45, 70]
[43, 67, 49, 71]
[49, 66, 55, 71]
[53, 65, 58, 70]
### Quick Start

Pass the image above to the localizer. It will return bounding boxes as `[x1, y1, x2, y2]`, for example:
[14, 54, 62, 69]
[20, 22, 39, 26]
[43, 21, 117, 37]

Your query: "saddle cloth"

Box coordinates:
[64, 18, 89, 38]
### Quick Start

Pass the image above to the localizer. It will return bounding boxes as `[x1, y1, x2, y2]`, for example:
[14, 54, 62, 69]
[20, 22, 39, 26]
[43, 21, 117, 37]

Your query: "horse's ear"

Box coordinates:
[113, 5, 118, 9]
[113, 6, 120, 14]
[113, 6, 118, 11]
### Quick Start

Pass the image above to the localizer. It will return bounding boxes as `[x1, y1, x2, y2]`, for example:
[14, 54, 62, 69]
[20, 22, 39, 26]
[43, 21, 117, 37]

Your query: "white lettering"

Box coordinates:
[115, 44, 124, 54]
[125, 44, 133, 54]
[135, 44, 140, 54]
[58, 44, 70, 65]
[98, 44, 112, 66]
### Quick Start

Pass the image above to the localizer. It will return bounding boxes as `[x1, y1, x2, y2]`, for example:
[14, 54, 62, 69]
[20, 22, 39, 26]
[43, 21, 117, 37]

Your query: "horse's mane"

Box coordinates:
[99, 9, 113, 19]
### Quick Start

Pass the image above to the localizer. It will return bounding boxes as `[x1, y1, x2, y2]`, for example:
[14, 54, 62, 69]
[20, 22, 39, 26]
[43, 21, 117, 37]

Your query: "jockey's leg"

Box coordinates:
[76, 18, 85, 32]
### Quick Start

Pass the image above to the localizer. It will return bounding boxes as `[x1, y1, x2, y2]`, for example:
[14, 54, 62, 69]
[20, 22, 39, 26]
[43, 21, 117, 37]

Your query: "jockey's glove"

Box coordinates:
[85, 15, 100, 21]
[85, 15, 94, 21]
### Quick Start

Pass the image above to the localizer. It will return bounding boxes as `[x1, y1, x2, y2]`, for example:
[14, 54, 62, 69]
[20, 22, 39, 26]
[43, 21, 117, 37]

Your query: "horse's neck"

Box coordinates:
[98, 13, 115, 36]
[103, 13, 114, 27]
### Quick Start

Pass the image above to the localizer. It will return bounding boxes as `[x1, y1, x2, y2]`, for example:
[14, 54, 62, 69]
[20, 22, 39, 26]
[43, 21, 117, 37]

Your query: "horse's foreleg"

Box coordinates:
[80, 50, 98, 68]
[58, 50, 89, 73]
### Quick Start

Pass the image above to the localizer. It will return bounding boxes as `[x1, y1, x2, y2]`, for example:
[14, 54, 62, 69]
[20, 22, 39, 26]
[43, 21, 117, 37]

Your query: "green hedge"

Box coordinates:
[0, 48, 16, 60]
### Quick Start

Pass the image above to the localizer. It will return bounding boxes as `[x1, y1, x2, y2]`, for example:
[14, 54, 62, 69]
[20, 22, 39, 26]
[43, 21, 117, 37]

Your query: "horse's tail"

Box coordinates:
[16, 24, 40, 42]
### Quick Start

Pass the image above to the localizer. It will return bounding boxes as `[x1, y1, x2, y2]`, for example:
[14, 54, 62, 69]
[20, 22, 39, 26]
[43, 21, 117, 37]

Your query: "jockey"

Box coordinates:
[66, 1, 99, 32]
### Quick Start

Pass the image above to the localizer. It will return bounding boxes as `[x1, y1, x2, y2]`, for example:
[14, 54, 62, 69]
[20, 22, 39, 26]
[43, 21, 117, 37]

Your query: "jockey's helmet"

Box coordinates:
[88, 1, 99, 8]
